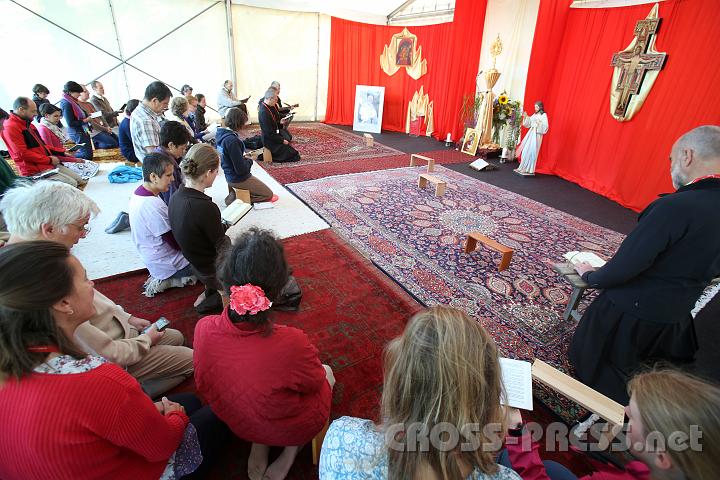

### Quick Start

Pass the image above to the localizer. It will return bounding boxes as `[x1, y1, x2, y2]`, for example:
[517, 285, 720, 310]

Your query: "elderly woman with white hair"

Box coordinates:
[0, 181, 193, 397]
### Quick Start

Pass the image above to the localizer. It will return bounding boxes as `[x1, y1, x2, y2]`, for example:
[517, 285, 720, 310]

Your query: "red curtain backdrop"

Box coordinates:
[523, 0, 720, 212]
[324, 0, 487, 142]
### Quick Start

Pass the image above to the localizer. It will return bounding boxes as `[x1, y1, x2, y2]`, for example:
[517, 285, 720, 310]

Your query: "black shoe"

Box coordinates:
[105, 211, 130, 234]
[195, 290, 223, 314]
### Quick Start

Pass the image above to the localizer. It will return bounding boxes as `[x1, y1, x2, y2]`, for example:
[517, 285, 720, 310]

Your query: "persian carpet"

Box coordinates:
[288, 166, 626, 422]
[93, 228, 595, 478]
[264, 147, 473, 184]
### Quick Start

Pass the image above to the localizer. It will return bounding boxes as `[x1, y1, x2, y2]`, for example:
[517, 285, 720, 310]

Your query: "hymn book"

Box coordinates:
[564, 251, 606, 268]
[499, 358, 533, 410]
[221, 200, 251, 226]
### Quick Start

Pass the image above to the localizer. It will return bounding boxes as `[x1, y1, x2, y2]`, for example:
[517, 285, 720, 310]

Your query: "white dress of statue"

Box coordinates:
[515, 105, 549, 175]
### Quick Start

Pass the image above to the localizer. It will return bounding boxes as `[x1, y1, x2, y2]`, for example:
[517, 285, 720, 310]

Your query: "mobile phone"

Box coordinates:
[142, 317, 170, 334]
[68, 144, 82, 152]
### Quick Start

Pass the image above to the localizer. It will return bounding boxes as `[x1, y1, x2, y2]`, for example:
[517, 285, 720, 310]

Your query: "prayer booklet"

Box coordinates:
[89, 111, 103, 119]
[564, 251, 606, 268]
[469, 158, 497, 171]
[499, 358, 534, 410]
[221, 199, 251, 226]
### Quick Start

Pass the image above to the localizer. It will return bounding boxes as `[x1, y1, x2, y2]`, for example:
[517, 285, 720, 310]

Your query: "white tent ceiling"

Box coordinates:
[232, 0, 455, 24]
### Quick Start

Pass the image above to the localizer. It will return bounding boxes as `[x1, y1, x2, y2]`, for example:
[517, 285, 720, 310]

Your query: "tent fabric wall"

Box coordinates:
[477, 0, 540, 104]
[0, 0, 230, 122]
[524, 0, 720, 212]
[231, 5, 331, 122]
[324, 0, 488, 142]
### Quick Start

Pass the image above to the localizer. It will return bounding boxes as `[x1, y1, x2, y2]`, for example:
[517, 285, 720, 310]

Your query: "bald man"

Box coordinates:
[570, 125, 720, 403]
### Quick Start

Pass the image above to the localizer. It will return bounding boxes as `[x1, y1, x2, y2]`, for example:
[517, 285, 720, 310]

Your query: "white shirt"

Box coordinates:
[127, 188, 189, 279]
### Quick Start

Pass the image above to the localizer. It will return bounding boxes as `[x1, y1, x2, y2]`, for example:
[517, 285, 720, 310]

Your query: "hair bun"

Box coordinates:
[181, 158, 198, 176]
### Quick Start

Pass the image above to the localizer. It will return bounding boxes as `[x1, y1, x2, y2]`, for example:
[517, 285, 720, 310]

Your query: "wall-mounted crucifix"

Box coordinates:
[609, 3, 667, 122]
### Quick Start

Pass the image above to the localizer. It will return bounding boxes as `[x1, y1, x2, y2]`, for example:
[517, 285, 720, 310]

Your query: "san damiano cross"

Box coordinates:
[609, 4, 666, 121]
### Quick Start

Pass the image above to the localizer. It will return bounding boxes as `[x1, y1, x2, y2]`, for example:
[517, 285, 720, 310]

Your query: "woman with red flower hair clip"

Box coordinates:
[192, 227, 334, 480]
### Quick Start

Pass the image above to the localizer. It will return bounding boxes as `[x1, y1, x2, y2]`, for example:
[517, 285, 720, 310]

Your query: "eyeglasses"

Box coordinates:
[70, 223, 91, 235]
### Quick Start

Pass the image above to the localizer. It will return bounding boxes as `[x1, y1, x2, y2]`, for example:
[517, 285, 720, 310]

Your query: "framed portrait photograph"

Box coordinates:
[461, 128, 480, 156]
[353, 85, 385, 134]
[395, 37, 414, 66]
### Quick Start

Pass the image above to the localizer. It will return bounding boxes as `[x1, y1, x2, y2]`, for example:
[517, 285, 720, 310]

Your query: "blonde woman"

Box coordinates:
[168, 143, 229, 314]
[319, 306, 522, 480]
[504, 369, 720, 480]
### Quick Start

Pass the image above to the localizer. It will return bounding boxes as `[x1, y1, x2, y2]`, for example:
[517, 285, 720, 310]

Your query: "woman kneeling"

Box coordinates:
[193, 228, 334, 480]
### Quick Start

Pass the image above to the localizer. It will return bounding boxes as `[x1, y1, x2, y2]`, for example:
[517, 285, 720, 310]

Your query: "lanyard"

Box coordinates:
[261, 102, 279, 134]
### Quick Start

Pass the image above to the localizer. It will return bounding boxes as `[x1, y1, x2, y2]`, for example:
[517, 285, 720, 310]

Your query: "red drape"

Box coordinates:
[324, 0, 487, 142]
[524, 0, 720, 212]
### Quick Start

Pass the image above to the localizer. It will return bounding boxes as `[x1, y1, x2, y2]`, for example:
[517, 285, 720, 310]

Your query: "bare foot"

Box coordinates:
[248, 443, 269, 480]
[262, 446, 299, 480]
[193, 291, 206, 307]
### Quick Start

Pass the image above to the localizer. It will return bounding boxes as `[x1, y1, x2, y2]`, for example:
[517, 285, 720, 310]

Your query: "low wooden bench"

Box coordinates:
[464, 232, 513, 271]
[418, 173, 446, 196]
[533, 359, 625, 430]
[262, 147, 273, 164]
[410, 153, 435, 172]
[363, 133, 374, 147]
[232, 188, 251, 204]
[551, 262, 591, 322]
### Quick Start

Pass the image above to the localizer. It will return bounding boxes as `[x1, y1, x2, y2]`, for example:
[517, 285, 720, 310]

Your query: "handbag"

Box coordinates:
[272, 275, 302, 311]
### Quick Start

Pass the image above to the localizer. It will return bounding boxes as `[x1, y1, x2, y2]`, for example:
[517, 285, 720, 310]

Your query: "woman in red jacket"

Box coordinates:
[193, 228, 334, 480]
[0, 241, 226, 480]
[503, 369, 720, 480]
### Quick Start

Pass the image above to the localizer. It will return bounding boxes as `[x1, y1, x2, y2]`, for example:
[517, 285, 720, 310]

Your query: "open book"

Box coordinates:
[499, 358, 533, 410]
[564, 251, 606, 268]
[469, 158, 497, 171]
[221, 199, 251, 226]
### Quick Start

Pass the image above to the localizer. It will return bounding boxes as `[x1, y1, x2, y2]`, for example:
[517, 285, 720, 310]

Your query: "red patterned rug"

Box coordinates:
[242, 122, 400, 164]
[288, 166, 626, 423]
[93, 228, 595, 478]
[269, 149, 473, 184]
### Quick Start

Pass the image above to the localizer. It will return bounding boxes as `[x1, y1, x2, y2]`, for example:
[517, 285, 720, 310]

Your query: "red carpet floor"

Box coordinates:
[94, 229, 593, 478]
[273, 148, 473, 184]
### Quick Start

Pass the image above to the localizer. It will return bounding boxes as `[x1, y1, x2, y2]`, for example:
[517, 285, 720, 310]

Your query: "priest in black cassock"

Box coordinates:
[570, 125, 720, 404]
[258, 89, 300, 163]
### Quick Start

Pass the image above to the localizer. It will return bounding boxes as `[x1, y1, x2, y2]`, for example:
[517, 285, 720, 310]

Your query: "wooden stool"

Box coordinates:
[232, 188, 251, 204]
[311, 419, 330, 465]
[464, 232, 513, 271]
[552, 262, 591, 322]
[363, 133, 374, 147]
[418, 173, 446, 197]
[410, 154, 435, 172]
[262, 147, 273, 164]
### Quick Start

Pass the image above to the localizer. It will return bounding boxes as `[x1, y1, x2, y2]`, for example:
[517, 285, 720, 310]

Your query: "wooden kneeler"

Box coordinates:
[418, 173, 446, 197]
[410, 154, 435, 172]
[311, 419, 330, 465]
[532, 359, 626, 432]
[464, 232, 513, 271]
[232, 188, 251, 204]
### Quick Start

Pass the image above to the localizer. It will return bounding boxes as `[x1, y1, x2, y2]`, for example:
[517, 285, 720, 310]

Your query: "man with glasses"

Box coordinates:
[154, 121, 192, 205]
[0, 181, 194, 398]
[131, 81, 172, 163]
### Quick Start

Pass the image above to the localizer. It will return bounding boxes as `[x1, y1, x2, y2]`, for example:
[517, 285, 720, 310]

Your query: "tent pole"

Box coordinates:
[226, 0, 238, 93]
[107, 0, 131, 98]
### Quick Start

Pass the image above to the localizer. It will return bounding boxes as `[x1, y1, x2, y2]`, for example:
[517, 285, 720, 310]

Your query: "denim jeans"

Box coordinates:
[93, 131, 119, 149]
[68, 129, 93, 160]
